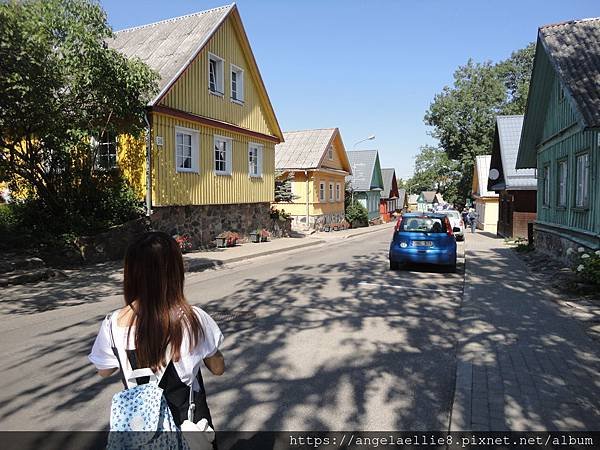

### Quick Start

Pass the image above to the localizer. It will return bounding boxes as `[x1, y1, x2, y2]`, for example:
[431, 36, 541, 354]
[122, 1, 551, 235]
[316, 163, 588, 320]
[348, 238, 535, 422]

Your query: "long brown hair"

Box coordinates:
[123, 231, 201, 371]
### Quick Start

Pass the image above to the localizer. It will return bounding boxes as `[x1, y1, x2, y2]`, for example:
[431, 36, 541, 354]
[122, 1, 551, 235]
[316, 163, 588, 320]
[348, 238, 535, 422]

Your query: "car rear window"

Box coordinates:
[444, 211, 460, 220]
[400, 217, 447, 233]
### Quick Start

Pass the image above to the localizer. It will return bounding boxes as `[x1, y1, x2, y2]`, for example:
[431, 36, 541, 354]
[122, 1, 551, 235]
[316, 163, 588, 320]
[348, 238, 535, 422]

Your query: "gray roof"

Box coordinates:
[346, 150, 381, 192]
[107, 5, 233, 103]
[474, 155, 498, 198]
[275, 129, 336, 170]
[381, 168, 396, 199]
[397, 188, 407, 205]
[492, 116, 536, 190]
[539, 18, 600, 128]
[419, 191, 437, 203]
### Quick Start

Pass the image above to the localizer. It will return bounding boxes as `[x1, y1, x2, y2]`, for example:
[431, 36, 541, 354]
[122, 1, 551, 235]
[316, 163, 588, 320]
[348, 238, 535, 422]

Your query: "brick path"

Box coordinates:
[450, 232, 600, 431]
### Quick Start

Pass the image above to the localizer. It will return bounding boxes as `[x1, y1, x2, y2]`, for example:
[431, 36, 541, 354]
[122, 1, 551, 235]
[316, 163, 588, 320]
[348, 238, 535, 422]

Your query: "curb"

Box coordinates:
[449, 239, 473, 432]
[343, 223, 395, 240]
[184, 239, 326, 273]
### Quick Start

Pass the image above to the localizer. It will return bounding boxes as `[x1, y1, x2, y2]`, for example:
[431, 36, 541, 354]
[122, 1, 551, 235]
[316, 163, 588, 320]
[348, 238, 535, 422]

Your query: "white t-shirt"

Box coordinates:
[89, 306, 223, 390]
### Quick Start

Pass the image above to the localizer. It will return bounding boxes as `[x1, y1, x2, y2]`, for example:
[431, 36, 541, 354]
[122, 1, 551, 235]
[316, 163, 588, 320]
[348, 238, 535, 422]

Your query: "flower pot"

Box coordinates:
[260, 236, 268, 242]
[250, 233, 260, 243]
[216, 237, 227, 248]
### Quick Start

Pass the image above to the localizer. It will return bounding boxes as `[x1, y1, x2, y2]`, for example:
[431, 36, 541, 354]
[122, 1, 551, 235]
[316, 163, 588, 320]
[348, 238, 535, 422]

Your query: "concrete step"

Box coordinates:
[0, 268, 67, 287]
[0, 257, 46, 275]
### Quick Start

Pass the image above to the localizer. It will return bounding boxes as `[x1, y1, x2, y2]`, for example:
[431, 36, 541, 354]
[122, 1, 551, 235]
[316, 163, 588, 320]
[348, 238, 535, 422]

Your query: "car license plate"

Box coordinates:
[413, 241, 433, 247]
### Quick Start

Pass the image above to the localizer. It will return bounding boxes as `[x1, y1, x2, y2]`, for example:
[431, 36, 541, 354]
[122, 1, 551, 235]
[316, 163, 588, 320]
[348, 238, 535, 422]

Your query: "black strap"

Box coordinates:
[106, 313, 128, 389]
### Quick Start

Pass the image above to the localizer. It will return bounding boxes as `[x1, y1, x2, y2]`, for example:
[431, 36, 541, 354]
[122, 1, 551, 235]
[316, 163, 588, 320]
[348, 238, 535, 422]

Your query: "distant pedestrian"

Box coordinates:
[461, 208, 469, 227]
[88, 231, 224, 448]
[468, 209, 478, 233]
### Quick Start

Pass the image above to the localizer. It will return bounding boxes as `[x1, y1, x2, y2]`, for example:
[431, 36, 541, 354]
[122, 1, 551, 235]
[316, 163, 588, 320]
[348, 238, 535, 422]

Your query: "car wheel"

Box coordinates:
[447, 261, 457, 273]
[389, 260, 399, 271]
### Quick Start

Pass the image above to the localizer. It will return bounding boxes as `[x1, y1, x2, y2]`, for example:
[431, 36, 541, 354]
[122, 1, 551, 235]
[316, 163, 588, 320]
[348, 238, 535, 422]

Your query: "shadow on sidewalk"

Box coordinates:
[455, 235, 600, 430]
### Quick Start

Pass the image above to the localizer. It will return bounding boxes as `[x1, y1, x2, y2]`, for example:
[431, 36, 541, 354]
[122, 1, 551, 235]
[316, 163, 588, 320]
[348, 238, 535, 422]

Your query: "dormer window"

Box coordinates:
[231, 64, 244, 103]
[328, 146, 334, 160]
[208, 53, 224, 95]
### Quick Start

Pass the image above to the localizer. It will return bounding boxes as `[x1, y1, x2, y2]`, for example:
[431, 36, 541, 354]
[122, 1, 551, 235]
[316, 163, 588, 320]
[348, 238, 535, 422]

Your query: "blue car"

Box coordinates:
[389, 212, 458, 272]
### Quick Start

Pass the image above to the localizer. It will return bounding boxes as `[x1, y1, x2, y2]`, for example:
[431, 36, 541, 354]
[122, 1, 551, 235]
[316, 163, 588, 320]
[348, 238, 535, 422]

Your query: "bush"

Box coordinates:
[570, 247, 600, 285]
[0, 203, 17, 233]
[345, 202, 368, 225]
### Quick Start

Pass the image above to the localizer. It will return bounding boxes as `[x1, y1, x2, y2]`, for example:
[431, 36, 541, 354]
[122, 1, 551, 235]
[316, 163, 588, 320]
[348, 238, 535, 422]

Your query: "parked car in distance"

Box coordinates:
[439, 209, 464, 241]
[389, 212, 458, 272]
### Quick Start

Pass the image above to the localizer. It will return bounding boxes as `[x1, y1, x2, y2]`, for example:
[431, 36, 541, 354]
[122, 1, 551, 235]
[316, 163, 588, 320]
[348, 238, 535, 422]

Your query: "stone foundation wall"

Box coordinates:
[291, 212, 346, 229]
[534, 223, 599, 265]
[151, 202, 288, 248]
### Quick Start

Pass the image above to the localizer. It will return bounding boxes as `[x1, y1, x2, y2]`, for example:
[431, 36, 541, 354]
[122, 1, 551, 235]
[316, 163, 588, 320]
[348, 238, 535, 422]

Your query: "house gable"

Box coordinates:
[159, 9, 282, 140]
[370, 153, 384, 190]
[317, 129, 352, 174]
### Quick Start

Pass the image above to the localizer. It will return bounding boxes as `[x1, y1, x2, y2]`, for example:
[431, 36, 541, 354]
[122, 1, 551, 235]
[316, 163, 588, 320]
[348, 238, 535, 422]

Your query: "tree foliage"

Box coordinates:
[423, 44, 535, 205]
[0, 0, 158, 232]
[274, 170, 297, 203]
[406, 145, 460, 205]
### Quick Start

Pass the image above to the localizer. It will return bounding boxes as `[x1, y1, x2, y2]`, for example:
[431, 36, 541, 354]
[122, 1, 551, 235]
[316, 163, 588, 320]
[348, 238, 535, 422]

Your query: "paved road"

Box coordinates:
[0, 227, 464, 431]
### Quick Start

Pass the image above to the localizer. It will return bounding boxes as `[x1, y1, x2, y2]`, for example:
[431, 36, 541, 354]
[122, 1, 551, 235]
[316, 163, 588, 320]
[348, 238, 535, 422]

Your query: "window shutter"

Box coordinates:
[227, 139, 233, 174]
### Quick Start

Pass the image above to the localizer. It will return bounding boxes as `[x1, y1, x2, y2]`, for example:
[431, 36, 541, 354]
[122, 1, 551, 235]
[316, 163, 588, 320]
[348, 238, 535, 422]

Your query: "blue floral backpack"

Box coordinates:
[105, 313, 190, 450]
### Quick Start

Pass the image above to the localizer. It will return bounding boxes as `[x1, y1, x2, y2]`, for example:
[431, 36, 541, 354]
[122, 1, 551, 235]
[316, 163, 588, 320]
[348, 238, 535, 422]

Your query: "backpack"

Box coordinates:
[105, 313, 190, 450]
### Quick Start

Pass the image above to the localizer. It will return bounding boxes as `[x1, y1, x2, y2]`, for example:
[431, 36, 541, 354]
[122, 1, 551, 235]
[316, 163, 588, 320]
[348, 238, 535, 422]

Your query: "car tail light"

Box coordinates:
[445, 217, 454, 236]
[395, 218, 402, 231]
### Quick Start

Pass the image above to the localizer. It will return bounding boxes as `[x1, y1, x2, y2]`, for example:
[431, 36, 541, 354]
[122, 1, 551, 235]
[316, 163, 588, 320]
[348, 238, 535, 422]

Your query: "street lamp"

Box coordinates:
[350, 135, 375, 203]
[353, 134, 376, 149]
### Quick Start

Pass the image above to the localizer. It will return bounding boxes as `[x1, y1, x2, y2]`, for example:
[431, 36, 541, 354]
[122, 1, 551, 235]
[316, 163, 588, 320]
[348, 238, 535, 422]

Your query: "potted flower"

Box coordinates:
[173, 234, 193, 253]
[216, 231, 239, 248]
[259, 229, 271, 242]
[249, 229, 261, 243]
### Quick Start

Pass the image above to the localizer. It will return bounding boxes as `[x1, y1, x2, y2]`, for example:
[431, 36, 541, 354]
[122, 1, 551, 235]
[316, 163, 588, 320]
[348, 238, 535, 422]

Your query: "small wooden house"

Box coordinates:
[380, 168, 400, 222]
[274, 128, 351, 228]
[417, 191, 443, 212]
[407, 194, 419, 212]
[472, 155, 499, 233]
[346, 150, 384, 221]
[516, 18, 600, 258]
[107, 4, 283, 246]
[489, 115, 537, 239]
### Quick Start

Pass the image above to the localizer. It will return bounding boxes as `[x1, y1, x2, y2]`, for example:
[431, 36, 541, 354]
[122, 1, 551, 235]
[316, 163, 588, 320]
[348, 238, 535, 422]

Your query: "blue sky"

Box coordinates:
[101, 0, 599, 180]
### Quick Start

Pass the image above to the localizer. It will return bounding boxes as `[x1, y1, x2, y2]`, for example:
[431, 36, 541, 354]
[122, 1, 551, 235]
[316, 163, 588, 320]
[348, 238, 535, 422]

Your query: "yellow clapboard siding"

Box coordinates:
[160, 17, 273, 137]
[149, 112, 274, 206]
[276, 170, 345, 216]
[117, 134, 146, 199]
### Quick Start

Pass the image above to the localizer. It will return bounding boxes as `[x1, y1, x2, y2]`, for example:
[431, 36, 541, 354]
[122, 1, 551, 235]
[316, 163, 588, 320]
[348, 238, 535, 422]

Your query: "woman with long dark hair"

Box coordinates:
[89, 231, 224, 434]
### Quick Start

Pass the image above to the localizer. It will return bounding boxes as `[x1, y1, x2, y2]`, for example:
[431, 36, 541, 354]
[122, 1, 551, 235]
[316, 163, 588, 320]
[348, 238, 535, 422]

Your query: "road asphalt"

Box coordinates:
[0, 225, 465, 431]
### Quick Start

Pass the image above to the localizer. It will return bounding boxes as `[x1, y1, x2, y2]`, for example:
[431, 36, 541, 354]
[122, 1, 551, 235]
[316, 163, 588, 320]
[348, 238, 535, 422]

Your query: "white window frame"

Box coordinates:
[208, 52, 224, 96]
[248, 142, 263, 177]
[558, 159, 567, 207]
[542, 165, 550, 206]
[575, 152, 589, 208]
[230, 64, 244, 104]
[328, 182, 334, 202]
[175, 126, 200, 173]
[319, 182, 325, 202]
[328, 146, 334, 160]
[335, 182, 341, 201]
[214, 135, 233, 175]
[93, 131, 118, 170]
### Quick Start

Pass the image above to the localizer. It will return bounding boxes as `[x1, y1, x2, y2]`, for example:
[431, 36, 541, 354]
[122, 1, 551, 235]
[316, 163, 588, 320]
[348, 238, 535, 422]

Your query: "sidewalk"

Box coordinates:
[450, 232, 600, 431]
[183, 221, 395, 272]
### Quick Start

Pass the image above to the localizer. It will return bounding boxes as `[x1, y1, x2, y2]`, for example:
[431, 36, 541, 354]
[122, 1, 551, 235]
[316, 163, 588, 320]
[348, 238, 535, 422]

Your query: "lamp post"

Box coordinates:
[350, 135, 375, 204]
[352, 134, 375, 149]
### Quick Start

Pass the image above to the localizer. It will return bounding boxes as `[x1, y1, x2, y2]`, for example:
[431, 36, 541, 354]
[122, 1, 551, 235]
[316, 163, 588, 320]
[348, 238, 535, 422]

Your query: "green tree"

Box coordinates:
[406, 145, 460, 204]
[0, 0, 157, 228]
[496, 43, 536, 115]
[274, 170, 297, 202]
[424, 44, 535, 205]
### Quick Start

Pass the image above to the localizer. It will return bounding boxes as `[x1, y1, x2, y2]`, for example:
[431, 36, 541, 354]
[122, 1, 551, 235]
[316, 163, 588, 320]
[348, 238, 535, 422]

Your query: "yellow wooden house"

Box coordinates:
[472, 155, 499, 232]
[106, 4, 283, 245]
[274, 128, 352, 228]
